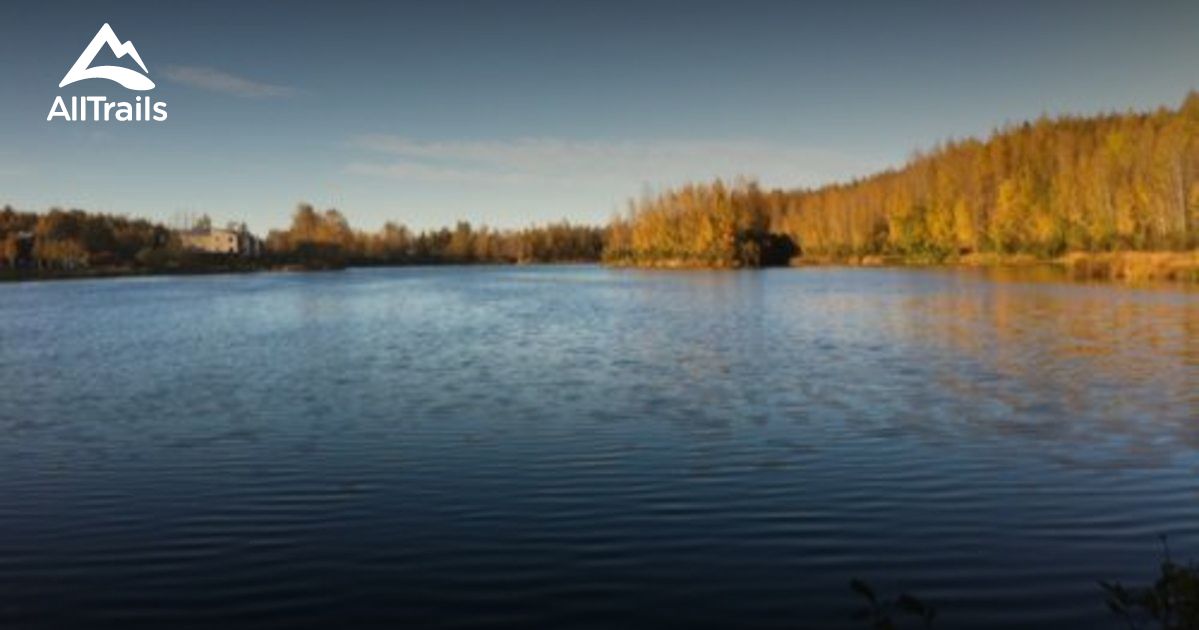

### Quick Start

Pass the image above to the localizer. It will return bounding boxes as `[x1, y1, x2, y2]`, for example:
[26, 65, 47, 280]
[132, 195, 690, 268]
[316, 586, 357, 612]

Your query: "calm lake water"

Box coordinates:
[1, 266, 1197, 628]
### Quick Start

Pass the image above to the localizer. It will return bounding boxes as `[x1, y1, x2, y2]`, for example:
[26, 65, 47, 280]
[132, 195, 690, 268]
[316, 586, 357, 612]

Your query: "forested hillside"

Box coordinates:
[607, 93, 1199, 267]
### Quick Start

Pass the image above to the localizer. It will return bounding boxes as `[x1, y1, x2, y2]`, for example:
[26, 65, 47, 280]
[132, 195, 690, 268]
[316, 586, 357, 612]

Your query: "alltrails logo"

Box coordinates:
[47, 23, 168, 122]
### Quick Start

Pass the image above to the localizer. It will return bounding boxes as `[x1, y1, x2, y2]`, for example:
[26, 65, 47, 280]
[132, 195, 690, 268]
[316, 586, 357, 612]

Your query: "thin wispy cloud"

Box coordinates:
[162, 65, 297, 98]
[346, 161, 532, 186]
[347, 135, 880, 189]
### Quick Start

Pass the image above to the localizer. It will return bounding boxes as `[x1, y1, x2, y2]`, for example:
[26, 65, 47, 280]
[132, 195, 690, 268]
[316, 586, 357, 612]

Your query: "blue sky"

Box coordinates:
[2, 0, 1198, 233]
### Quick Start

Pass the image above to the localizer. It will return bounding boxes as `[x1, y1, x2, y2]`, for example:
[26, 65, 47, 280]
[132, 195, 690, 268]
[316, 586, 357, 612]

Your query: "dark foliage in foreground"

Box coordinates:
[850, 579, 937, 629]
[851, 539, 1199, 629]
[1101, 538, 1199, 630]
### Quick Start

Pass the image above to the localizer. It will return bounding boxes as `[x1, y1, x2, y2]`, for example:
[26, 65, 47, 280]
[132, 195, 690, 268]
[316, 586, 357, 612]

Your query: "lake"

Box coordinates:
[0, 266, 1196, 628]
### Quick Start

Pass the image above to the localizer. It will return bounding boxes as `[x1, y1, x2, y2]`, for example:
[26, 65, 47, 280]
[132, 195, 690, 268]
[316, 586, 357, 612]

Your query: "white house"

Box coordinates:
[178, 226, 263, 257]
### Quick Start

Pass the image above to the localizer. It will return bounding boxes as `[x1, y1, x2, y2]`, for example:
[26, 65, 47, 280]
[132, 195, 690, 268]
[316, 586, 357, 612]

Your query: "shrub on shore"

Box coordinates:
[1061, 251, 1199, 282]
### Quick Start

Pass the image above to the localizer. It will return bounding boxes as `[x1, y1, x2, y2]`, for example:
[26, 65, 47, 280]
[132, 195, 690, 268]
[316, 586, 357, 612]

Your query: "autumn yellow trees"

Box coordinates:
[264, 204, 356, 267]
[0, 205, 168, 270]
[615, 93, 1199, 266]
[266, 204, 604, 267]
[603, 181, 796, 267]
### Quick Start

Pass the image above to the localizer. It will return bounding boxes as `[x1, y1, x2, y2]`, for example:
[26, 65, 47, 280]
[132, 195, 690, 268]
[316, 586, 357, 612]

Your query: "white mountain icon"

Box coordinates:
[59, 23, 155, 91]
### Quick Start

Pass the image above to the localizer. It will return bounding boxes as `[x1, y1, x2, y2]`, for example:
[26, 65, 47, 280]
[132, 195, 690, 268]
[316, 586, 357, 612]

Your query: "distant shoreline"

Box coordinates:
[4, 251, 1197, 284]
[0, 264, 274, 283]
[0, 258, 608, 283]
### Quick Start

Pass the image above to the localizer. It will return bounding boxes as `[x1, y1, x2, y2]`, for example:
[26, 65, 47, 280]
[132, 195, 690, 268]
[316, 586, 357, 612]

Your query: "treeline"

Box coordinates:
[612, 92, 1199, 266]
[1, 206, 172, 270]
[2, 205, 604, 277]
[266, 204, 604, 267]
[1, 203, 603, 278]
[9, 94, 1199, 275]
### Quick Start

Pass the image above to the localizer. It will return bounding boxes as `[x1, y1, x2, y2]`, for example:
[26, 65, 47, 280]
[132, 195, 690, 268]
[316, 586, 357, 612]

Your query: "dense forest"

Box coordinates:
[608, 92, 1199, 267]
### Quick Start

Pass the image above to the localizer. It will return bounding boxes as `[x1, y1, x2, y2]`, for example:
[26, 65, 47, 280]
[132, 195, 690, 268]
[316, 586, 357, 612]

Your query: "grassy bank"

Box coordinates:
[790, 250, 1199, 283]
[1057, 251, 1199, 282]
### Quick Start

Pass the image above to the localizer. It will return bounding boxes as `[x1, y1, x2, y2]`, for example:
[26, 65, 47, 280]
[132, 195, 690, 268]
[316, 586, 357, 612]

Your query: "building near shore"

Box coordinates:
[178, 226, 263, 257]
